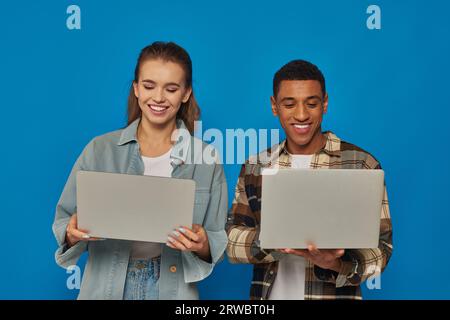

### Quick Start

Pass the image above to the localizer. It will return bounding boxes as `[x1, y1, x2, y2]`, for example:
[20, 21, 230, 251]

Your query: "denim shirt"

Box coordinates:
[52, 118, 228, 300]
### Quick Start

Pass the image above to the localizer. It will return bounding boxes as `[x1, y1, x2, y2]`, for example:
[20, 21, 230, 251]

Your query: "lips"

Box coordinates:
[292, 123, 311, 135]
[147, 104, 170, 115]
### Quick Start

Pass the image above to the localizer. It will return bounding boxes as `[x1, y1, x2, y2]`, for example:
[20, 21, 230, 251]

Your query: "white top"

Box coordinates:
[291, 154, 313, 169]
[268, 154, 313, 300]
[130, 148, 173, 260]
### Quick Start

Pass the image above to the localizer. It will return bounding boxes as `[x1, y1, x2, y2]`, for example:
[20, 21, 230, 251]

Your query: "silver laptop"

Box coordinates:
[76, 171, 196, 243]
[259, 169, 384, 249]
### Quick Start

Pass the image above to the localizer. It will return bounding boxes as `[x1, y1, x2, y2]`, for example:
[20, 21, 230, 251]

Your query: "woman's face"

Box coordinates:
[133, 59, 192, 128]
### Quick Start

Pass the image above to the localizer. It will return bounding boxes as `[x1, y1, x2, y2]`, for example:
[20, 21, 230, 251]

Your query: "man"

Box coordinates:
[226, 60, 393, 300]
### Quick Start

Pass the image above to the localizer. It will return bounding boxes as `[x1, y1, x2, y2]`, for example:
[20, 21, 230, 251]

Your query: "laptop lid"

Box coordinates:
[259, 169, 384, 249]
[76, 170, 196, 243]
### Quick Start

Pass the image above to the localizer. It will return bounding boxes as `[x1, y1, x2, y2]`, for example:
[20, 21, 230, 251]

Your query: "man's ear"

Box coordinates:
[182, 87, 193, 103]
[323, 93, 329, 114]
[133, 81, 139, 99]
[271, 96, 278, 116]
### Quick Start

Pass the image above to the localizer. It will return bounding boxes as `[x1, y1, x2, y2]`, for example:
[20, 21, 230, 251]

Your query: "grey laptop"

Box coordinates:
[259, 169, 384, 249]
[76, 171, 196, 243]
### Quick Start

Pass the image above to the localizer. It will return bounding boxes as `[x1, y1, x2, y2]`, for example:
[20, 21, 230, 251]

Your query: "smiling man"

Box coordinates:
[226, 60, 393, 300]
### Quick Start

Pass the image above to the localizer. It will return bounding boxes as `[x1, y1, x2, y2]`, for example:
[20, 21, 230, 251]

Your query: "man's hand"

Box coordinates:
[279, 244, 345, 272]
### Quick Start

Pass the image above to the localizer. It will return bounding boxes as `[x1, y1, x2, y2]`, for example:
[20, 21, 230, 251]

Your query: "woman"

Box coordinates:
[53, 41, 228, 300]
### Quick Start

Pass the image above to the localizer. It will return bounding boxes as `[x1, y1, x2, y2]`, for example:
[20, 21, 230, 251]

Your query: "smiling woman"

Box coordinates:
[127, 42, 200, 135]
[52, 41, 228, 300]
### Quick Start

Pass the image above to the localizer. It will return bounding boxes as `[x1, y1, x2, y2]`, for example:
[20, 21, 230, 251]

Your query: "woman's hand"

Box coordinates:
[166, 224, 211, 262]
[65, 213, 104, 248]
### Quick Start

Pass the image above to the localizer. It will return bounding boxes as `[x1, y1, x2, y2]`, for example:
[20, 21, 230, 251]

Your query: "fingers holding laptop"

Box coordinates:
[65, 213, 105, 248]
[166, 224, 211, 261]
[281, 244, 345, 272]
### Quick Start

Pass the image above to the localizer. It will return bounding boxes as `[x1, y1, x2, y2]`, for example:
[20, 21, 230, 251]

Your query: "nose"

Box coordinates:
[293, 105, 310, 122]
[152, 88, 166, 103]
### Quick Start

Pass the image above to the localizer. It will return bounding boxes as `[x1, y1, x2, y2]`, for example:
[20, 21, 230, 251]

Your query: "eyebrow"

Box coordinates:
[141, 79, 181, 87]
[279, 97, 296, 103]
[279, 95, 322, 103]
[305, 95, 322, 102]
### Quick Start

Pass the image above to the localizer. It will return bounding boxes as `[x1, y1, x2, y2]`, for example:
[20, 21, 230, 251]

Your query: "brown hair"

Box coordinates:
[127, 41, 200, 134]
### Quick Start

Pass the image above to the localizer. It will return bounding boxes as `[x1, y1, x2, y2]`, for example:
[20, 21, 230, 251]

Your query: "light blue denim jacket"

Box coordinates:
[52, 118, 228, 299]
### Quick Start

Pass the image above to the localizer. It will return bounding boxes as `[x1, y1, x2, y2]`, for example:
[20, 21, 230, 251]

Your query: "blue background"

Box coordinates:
[1, 0, 449, 299]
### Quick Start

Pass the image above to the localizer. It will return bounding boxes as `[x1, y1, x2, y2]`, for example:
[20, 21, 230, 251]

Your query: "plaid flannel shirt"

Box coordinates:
[226, 131, 393, 300]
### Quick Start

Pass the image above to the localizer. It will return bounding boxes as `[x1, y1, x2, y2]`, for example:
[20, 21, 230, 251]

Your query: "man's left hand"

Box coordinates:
[280, 245, 345, 272]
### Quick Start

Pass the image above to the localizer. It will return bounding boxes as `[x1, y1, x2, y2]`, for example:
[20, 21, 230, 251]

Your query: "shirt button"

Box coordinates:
[170, 265, 177, 273]
[269, 271, 274, 275]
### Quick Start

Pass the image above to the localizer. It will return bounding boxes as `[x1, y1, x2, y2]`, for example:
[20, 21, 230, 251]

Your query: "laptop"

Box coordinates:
[259, 169, 384, 249]
[76, 170, 196, 243]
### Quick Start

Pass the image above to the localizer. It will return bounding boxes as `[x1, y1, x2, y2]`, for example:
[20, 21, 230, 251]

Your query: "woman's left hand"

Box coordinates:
[166, 224, 211, 262]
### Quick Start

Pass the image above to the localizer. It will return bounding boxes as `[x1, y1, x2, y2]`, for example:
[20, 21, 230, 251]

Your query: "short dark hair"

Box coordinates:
[273, 59, 326, 97]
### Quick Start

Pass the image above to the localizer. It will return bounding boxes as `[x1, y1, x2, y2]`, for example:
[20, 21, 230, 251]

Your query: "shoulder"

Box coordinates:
[246, 142, 280, 165]
[83, 128, 124, 153]
[338, 137, 382, 169]
[240, 143, 280, 177]
[191, 135, 211, 151]
[90, 129, 124, 148]
[185, 136, 227, 186]
[189, 135, 222, 164]
[77, 127, 128, 168]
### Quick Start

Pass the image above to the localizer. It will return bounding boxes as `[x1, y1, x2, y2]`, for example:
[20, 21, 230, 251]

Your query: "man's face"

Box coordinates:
[271, 80, 328, 150]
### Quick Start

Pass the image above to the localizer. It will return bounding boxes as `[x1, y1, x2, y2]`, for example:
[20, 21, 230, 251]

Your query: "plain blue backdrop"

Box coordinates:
[1, 0, 449, 299]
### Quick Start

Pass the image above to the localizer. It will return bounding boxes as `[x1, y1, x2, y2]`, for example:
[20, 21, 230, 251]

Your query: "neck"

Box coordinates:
[286, 129, 326, 155]
[137, 117, 177, 157]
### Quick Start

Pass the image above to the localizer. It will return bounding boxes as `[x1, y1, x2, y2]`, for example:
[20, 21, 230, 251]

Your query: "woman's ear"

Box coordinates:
[133, 81, 139, 98]
[182, 87, 193, 103]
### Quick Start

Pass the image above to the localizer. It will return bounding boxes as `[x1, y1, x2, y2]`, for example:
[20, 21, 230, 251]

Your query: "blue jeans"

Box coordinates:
[123, 256, 161, 300]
